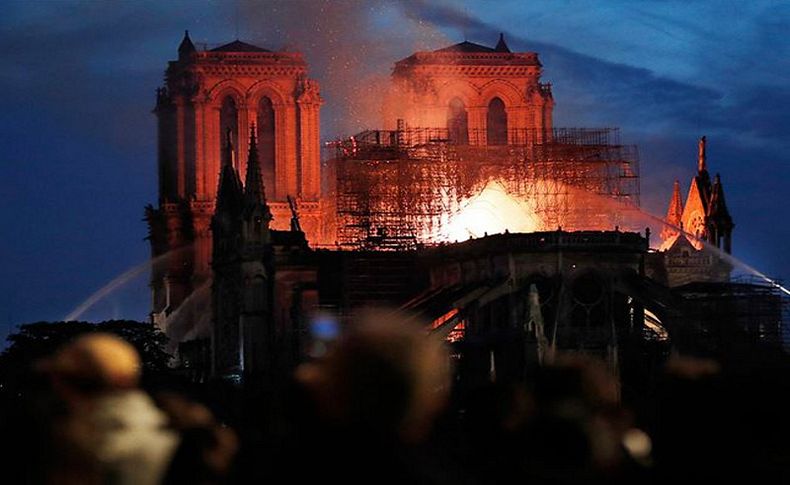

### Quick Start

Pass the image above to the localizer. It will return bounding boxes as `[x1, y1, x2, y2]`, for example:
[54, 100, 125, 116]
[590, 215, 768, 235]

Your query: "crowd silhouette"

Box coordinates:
[2, 310, 790, 484]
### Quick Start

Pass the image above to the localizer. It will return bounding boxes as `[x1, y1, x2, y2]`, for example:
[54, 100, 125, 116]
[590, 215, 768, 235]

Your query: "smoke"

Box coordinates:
[237, 0, 449, 139]
[232, 0, 724, 144]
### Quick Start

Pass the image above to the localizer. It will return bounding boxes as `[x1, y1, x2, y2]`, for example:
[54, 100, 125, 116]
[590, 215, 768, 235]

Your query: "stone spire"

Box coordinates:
[661, 179, 684, 242]
[694, 135, 712, 209]
[697, 135, 707, 173]
[667, 180, 684, 226]
[707, 173, 734, 253]
[708, 174, 731, 220]
[243, 125, 272, 222]
[223, 128, 235, 168]
[215, 129, 243, 215]
[494, 33, 511, 53]
[178, 30, 196, 60]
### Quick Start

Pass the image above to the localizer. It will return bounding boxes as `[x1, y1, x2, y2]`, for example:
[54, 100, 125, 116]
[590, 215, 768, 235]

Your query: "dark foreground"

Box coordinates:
[2, 318, 790, 484]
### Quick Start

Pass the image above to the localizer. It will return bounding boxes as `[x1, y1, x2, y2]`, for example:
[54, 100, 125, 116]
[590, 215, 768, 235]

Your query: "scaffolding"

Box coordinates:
[675, 275, 790, 353]
[330, 127, 640, 250]
[727, 276, 790, 350]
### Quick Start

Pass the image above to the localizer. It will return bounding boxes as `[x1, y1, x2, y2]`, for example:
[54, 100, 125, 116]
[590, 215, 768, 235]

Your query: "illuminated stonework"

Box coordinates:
[148, 32, 324, 324]
[659, 136, 735, 286]
[660, 136, 734, 254]
[384, 34, 554, 143]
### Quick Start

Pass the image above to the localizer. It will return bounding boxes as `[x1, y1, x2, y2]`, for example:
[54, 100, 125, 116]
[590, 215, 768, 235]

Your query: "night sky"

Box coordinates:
[1, 1, 788, 334]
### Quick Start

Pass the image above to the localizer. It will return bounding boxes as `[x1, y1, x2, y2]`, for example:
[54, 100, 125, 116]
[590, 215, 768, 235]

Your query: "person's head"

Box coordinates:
[297, 309, 451, 442]
[39, 333, 141, 400]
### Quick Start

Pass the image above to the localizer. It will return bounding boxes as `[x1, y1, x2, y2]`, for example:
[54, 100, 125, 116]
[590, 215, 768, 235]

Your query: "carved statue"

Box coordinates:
[297, 76, 322, 104]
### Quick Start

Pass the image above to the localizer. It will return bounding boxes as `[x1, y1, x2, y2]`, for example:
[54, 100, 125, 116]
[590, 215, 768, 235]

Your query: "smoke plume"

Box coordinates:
[237, 0, 449, 139]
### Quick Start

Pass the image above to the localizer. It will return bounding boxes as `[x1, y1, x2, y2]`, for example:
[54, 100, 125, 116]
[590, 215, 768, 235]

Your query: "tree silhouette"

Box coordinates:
[0, 320, 171, 398]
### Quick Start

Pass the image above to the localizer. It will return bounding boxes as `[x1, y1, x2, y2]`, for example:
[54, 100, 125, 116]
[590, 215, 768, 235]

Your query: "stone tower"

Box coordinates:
[385, 33, 554, 144]
[147, 32, 323, 331]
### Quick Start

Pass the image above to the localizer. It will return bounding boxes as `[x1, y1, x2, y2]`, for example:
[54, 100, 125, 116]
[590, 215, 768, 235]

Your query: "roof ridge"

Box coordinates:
[434, 40, 496, 53]
[210, 39, 271, 53]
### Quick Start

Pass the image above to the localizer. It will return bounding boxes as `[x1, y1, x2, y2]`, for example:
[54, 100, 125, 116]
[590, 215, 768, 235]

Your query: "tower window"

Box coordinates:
[220, 96, 239, 168]
[487, 97, 507, 146]
[447, 97, 468, 145]
[257, 97, 276, 195]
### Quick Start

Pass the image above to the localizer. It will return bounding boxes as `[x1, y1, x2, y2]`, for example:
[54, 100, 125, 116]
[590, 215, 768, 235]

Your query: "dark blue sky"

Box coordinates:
[1, 1, 788, 332]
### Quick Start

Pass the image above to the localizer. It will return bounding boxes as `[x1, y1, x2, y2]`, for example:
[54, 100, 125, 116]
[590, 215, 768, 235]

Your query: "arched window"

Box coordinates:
[447, 97, 468, 145]
[219, 96, 239, 168]
[486, 97, 507, 146]
[257, 97, 276, 195]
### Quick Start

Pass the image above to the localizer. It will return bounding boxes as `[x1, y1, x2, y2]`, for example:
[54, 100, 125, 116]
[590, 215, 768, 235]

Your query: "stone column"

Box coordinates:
[192, 99, 206, 197]
[297, 101, 321, 200]
[277, 103, 298, 200]
[190, 205, 213, 281]
[543, 99, 554, 142]
[506, 106, 530, 144]
[175, 97, 186, 198]
[467, 107, 487, 146]
[207, 104, 221, 200]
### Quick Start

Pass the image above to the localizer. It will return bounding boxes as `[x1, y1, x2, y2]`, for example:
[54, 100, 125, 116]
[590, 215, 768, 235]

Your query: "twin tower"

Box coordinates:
[146, 33, 322, 322]
[147, 31, 556, 324]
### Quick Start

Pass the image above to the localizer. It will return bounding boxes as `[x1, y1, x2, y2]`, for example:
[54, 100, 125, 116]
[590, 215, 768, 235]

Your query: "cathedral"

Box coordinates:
[147, 32, 783, 384]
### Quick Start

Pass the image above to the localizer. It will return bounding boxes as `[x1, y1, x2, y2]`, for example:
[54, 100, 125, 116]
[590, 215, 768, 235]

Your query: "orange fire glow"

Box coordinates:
[431, 308, 459, 330]
[437, 181, 539, 242]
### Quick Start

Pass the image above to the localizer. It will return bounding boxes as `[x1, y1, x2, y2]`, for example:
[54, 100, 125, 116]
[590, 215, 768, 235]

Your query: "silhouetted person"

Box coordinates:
[517, 355, 648, 484]
[648, 354, 786, 482]
[457, 381, 533, 484]
[288, 310, 453, 484]
[156, 392, 239, 485]
[39, 333, 178, 485]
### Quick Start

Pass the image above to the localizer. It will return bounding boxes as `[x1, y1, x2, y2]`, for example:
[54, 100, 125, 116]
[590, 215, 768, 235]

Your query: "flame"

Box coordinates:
[438, 181, 539, 242]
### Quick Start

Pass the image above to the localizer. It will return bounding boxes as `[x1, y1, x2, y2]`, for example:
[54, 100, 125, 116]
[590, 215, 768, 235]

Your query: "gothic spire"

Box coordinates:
[494, 33, 511, 53]
[666, 180, 684, 227]
[222, 128, 236, 168]
[707, 174, 732, 224]
[216, 129, 243, 214]
[178, 30, 196, 60]
[243, 125, 272, 222]
[694, 135, 712, 208]
[661, 179, 684, 243]
[698, 135, 707, 173]
[707, 173, 734, 253]
[244, 125, 265, 204]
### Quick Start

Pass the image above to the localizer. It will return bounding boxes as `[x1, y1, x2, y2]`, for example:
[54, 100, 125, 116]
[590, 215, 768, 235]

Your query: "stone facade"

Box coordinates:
[140, 31, 782, 388]
[384, 34, 554, 144]
[148, 32, 325, 328]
